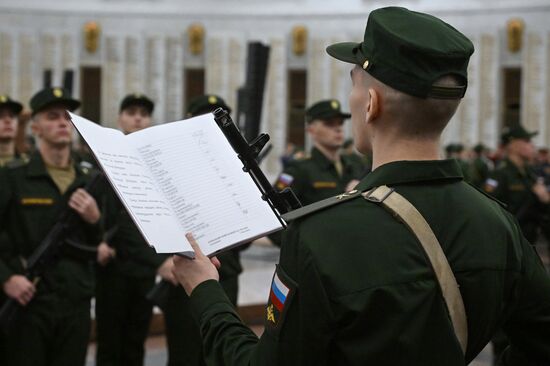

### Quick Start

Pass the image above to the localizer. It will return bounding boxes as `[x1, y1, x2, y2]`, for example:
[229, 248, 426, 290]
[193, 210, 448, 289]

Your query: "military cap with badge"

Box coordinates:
[187, 94, 232, 117]
[119, 93, 155, 114]
[305, 99, 351, 123]
[30, 87, 80, 115]
[326, 6, 474, 100]
[0, 95, 23, 115]
[500, 124, 538, 145]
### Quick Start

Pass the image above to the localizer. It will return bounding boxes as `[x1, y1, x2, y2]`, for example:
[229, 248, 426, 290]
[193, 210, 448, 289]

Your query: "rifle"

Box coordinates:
[146, 109, 301, 308]
[0, 172, 103, 334]
[236, 42, 270, 143]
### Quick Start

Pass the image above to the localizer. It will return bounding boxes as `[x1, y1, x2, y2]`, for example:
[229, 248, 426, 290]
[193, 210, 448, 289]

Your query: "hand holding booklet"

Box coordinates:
[69, 112, 283, 257]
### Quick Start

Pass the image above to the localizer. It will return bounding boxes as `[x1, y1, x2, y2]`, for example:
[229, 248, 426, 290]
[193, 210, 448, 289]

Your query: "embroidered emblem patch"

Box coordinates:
[275, 173, 294, 190]
[265, 265, 296, 332]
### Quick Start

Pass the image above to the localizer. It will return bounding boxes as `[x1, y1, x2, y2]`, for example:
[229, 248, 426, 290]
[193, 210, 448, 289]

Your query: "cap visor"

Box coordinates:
[326, 42, 362, 64]
[34, 98, 81, 115]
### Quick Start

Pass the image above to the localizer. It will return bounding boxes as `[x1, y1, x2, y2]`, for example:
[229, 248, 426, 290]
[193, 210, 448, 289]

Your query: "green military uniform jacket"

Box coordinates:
[102, 188, 165, 278]
[0, 152, 101, 300]
[275, 147, 365, 206]
[484, 158, 546, 243]
[187, 160, 550, 366]
[469, 156, 490, 189]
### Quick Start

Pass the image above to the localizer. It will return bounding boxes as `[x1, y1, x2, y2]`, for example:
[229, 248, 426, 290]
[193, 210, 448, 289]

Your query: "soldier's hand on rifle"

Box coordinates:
[172, 233, 221, 296]
[532, 179, 550, 204]
[97, 242, 116, 266]
[157, 258, 178, 286]
[3, 275, 36, 306]
[69, 188, 101, 224]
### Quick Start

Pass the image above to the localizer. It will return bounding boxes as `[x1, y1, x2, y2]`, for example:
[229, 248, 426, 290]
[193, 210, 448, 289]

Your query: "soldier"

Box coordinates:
[172, 7, 550, 366]
[484, 124, 549, 365]
[161, 94, 243, 366]
[469, 143, 491, 189]
[94, 94, 175, 366]
[0, 95, 26, 167]
[484, 125, 549, 243]
[0, 87, 103, 366]
[274, 99, 365, 206]
[446, 143, 471, 182]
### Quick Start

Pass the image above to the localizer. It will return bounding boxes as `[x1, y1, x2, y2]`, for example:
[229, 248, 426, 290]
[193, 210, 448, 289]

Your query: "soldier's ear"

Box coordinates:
[365, 88, 380, 124]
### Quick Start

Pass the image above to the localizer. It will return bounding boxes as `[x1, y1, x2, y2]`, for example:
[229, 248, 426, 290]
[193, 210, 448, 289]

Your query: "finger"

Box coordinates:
[185, 233, 205, 258]
[16, 296, 27, 306]
[68, 201, 83, 212]
[211, 256, 221, 269]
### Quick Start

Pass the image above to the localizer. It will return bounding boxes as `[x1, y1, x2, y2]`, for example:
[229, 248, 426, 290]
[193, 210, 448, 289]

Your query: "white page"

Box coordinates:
[70, 112, 282, 256]
[69, 113, 190, 253]
[127, 114, 282, 256]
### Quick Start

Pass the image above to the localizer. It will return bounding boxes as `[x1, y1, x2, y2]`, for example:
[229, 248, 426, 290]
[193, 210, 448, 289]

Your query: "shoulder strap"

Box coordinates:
[363, 185, 468, 355]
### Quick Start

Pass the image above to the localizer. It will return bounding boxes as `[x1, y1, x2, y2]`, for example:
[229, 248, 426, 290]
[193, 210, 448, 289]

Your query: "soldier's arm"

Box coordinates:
[501, 236, 550, 365]
[187, 223, 334, 366]
[0, 169, 35, 305]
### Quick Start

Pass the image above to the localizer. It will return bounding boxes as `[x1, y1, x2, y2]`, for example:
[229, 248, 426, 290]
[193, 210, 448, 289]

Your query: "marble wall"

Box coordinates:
[0, 1, 549, 176]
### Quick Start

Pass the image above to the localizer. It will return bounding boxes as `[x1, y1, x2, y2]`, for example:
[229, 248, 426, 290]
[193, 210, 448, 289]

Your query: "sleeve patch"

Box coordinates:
[275, 173, 294, 190]
[484, 178, 498, 192]
[265, 265, 297, 333]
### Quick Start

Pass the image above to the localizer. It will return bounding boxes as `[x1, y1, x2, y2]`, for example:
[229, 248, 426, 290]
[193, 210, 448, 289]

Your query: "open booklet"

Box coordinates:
[69, 112, 283, 257]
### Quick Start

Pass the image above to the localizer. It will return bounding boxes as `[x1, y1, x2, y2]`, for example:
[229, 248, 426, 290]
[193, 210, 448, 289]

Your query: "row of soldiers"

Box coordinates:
[0, 88, 248, 366]
[0, 87, 548, 366]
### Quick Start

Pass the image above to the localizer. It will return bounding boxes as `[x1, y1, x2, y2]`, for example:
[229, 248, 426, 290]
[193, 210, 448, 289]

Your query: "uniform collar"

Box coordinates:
[355, 159, 463, 191]
[27, 151, 87, 178]
[503, 158, 527, 177]
[311, 147, 335, 169]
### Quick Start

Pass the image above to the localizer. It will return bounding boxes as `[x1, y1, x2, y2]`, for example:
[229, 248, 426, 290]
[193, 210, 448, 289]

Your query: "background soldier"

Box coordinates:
[94, 94, 175, 366]
[484, 124, 549, 365]
[161, 94, 244, 366]
[171, 7, 550, 366]
[0, 87, 102, 366]
[274, 99, 365, 205]
[0, 95, 25, 167]
[469, 143, 492, 189]
[484, 124, 549, 243]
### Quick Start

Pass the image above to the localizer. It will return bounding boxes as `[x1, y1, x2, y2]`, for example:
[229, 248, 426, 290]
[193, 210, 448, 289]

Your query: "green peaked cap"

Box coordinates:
[327, 7, 474, 99]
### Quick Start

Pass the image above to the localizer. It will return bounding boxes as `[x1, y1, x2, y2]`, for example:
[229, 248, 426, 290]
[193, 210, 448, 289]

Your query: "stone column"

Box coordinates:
[523, 31, 545, 145]
[306, 38, 330, 104]
[146, 35, 166, 124]
[478, 34, 500, 149]
[18, 34, 39, 106]
[448, 34, 480, 148]
[102, 36, 124, 127]
[165, 36, 183, 122]
[0, 33, 14, 96]
[125, 37, 142, 94]
[205, 36, 227, 98]
[262, 38, 288, 179]
[226, 37, 245, 113]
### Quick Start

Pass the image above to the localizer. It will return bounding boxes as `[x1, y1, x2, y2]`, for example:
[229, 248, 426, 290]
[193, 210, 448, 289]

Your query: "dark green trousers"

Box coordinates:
[164, 277, 238, 366]
[95, 266, 155, 366]
[6, 294, 90, 366]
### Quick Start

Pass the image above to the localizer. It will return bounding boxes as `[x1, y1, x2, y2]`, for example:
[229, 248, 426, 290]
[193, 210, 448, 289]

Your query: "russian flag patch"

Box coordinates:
[265, 265, 297, 331]
[275, 173, 294, 190]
